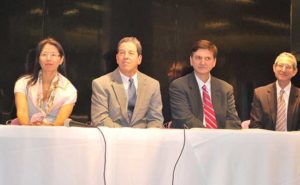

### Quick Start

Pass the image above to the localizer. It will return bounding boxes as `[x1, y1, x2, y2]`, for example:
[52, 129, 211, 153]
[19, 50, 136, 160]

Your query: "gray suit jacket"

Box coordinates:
[169, 72, 241, 129]
[91, 68, 163, 128]
[249, 82, 300, 131]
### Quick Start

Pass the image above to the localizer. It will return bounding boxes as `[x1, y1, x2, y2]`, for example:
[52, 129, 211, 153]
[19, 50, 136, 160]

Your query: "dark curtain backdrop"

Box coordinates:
[291, 0, 300, 60]
[0, 0, 296, 123]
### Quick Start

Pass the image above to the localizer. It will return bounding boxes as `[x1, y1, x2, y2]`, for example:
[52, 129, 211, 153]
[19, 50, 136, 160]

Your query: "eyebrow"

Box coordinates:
[119, 49, 137, 53]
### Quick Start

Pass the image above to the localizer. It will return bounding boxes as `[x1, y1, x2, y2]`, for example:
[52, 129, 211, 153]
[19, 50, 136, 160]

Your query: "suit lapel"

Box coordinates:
[111, 69, 129, 123]
[267, 83, 277, 127]
[130, 72, 144, 124]
[210, 77, 221, 124]
[188, 74, 203, 120]
[287, 86, 299, 131]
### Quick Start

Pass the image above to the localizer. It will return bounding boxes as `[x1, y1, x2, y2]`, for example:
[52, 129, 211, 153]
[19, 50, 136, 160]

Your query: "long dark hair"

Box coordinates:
[27, 37, 66, 86]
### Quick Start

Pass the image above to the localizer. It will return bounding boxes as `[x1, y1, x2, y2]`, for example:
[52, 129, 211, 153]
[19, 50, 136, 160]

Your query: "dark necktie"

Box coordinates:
[202, 85, 217, 129]
[127, 78, 136, 121]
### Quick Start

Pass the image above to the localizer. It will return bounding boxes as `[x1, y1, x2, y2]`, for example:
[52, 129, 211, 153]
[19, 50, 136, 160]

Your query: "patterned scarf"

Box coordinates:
[36, 71, 60, 119]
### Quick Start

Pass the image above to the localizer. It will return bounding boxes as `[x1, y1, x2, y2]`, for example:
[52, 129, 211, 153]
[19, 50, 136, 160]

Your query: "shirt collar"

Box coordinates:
[275, 80, 291, 96]
[194, 72, 212, 91]
[119, 70, 138, 88]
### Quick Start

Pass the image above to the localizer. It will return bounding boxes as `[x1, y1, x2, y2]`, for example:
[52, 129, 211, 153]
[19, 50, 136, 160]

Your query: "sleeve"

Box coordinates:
[224, 86, 241, 129]
[169, 80, 203, 128]
[249, 90, 264, 128]
[62, 83, 77, 106]
[90, 79, 122, 128]
[145, 81, 164, 128]
[14, 77, 28, 94]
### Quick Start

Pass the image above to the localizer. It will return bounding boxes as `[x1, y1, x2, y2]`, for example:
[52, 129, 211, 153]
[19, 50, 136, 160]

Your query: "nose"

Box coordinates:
[46, 54, 52, 60]
[124, 52, 130, 58]
[199, 58, 206, 65]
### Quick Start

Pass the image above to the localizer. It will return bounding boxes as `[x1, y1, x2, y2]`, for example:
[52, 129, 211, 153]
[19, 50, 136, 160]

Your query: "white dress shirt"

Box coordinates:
[119, 71, 138, 97]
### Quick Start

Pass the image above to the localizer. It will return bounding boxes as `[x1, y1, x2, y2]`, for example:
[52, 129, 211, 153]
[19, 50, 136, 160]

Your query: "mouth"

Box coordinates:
[44, 63, 53, 66]
[278, 73, 288, 77]
[122, 61, 131, 65]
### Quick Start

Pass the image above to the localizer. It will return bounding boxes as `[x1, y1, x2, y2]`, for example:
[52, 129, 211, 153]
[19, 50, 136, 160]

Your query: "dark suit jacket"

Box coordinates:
[169, 72, 241, 129]
[249, 83, 300, 131]
[91, 68, 164, 128]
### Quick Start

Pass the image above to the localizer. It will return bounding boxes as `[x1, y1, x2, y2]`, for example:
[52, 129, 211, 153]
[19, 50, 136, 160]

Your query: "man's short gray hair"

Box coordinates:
[117, 36, 142, 56]
[274, 52, 297, 69]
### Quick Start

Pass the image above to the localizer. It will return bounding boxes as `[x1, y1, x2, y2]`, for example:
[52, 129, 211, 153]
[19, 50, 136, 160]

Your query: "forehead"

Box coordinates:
[118, 42, 137, 52]
[41, 43, 59, 52]
[276, 56, 295, 65]
[192, 49, 214, 57]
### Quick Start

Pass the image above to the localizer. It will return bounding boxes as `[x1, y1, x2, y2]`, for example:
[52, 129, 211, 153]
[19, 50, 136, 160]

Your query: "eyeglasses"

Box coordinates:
[40, 52, 61, 59]
[276, 63, 294, 70]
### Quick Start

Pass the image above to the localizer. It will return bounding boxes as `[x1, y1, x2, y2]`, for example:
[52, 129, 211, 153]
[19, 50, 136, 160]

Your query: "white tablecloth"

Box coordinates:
[0, 125, 299, 185]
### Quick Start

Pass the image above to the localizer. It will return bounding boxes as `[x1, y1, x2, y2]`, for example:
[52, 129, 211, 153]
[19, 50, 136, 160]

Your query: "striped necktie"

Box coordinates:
[202, 85, 217, 129]
[276, 89, 286, 131]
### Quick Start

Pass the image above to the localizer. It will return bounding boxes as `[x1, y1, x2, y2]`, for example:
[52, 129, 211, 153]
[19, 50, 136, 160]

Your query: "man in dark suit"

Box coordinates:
[249, 52, 300, 131]
[91, 37, 163, 128]
[169, 39, 241, 129]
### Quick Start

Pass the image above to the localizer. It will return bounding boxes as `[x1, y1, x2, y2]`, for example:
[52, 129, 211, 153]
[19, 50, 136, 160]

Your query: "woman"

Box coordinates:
[14, 38, 77, 126]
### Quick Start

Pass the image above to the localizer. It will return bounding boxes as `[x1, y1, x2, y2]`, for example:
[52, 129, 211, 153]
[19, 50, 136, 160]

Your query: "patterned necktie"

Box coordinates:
[127, 78, 136, 121]
[276, 89, 286, 131]
[202, 85, 217, 129]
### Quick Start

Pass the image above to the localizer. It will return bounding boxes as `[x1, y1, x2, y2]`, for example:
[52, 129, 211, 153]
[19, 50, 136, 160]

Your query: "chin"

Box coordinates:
[278, 78, 291, 82]
[196, 70, 209, 75]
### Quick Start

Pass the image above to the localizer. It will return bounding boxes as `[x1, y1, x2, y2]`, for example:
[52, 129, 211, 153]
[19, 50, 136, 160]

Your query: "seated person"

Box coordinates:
[14, 38, 77, 126]
[91, 36, 164, 128]
[163, 61, 191, 125]
[169, 39, 241, 129]
[167, 61, 191, 82]
[249, 52, 300, 131]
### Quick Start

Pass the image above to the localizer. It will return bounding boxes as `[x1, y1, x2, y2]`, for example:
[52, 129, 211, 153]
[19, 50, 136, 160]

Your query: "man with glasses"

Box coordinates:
[250, 52, 300, 131]
[169, 39, 241, 129]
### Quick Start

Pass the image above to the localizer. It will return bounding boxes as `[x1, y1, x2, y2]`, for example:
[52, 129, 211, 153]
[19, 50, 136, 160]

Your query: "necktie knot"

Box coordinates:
[129, 78, 134, 87]
[279, 89, 285, 101]
[202, 85, 207, 91]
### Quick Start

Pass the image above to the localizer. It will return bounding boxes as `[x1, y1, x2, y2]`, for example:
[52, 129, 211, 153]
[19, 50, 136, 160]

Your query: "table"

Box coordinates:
[0, 125, 299, 185]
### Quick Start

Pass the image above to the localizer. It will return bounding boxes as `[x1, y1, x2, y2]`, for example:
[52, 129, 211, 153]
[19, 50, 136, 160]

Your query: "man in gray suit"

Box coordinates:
[169, 39, 241, 129]
[250, 52, 300, 131]
[91, 37, 163, 128]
